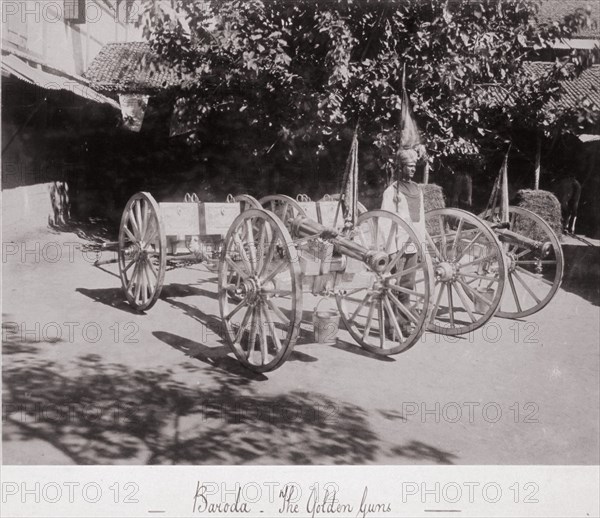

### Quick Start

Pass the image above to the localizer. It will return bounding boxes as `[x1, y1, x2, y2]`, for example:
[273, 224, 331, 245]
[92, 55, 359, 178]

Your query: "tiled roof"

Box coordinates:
[476, 63, 600, 114]
[84, 42, 181, 94]
[537, 0, 600, 39]
[525, 62, 600, 110]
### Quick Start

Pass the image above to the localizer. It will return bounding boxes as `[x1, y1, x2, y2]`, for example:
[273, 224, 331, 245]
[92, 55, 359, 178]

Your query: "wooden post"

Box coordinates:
[534, 134, 541, 190]
[422, 160, 430, 185]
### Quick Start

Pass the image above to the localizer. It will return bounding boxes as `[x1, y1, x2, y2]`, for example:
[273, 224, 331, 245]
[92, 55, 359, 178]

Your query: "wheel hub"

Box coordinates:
[434, 261, 458, 282]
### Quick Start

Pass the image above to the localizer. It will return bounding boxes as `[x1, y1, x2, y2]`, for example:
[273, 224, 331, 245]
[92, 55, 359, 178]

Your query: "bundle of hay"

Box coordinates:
[514, 189, 563, 241]
[420, 183, 446, 235]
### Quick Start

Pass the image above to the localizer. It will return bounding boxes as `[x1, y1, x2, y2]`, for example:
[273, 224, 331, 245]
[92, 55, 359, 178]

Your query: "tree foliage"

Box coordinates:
[139, 0, 597, 190]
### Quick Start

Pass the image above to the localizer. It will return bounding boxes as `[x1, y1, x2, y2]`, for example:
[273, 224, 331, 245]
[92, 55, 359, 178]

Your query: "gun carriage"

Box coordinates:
[106, 190, 435, 372]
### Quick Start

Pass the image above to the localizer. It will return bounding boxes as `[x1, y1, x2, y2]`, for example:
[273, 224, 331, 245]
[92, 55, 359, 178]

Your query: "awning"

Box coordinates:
[1, 53, 119, 109]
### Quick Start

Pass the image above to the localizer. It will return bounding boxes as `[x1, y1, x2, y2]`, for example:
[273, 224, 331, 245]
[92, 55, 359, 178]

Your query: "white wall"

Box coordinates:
[1, 0, 143, 76]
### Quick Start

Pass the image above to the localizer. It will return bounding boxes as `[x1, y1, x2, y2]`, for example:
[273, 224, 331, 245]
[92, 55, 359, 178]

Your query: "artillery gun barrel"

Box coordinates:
[290, 216, 389, 273]
[494, 228, 552, 256]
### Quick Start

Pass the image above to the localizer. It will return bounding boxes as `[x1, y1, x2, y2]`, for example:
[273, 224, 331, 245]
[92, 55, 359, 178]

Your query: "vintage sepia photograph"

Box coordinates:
[1, 0, 599, 516]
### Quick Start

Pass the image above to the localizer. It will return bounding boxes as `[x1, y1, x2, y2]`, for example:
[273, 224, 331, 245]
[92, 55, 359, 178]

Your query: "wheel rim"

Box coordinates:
[259, 194, 307, 233]
[218, 209, 302, 372]
[481, 206, 564, 318]
[233, 194, 262, 211]
[335, 210, 434, 355]
[425, 208, 506, 335]
[118, 192, 166, 311]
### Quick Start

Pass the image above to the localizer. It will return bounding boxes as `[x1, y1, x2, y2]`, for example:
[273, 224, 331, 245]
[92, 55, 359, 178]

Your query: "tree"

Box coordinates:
[138, 0, 597, 193]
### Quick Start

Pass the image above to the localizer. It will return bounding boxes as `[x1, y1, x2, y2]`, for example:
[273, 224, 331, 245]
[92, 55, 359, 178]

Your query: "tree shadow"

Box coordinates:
[3, 329, 459, 466]
[3, 352, 380, 464]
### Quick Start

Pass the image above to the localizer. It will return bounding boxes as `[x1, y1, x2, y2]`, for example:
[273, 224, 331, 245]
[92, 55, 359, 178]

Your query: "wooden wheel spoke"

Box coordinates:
[233, 234, 254, 275]
[378, 298, 386, 347]
[387, 290, 419, 325]
[226, 255, 250, 281]
[447, 284, 455, 327]
[438, 215, 447, 259]
[234, 306, 253, 344]
[146, 257, 158, 278]
[246, 307, 258, 359]
[383, 296, 404, 341]
[345, 286, 368, 298]
[261, 260, 288, 285]
[133, 262, 143, 303]
[261, 288, 292, 298]
[458, 253, 496, 270]
[388, 262, 421, 280]
[265, 298, 290, 325]
[459, 271, 498, 283]
[124, 226, 137, 244]
[515, 266, 554, 287]
[143, 221, 158, 245]
[450, 218, 464, 258]
[512, 270, 542, 304]
[362, 299, 376, 341]
[245, 219, 258, 272]
[127, 261, 139, 292]
[127, 208, 141, 239]
[225, 298, 248, 321]
[431, 283, 444, 320]
[384, 223, 397, 254]
[387, 284, 425, 299]
[454, 231, 484, 261]
[255, 220, 267, 275]
[260, 237, 277, 277]
[349, 293, 371, 323]
[515, 248, 533, 259]
[258, 308, 269, 364]
[261, 304, 282, 352]
[123, 257, 136, 274]
[134, 200, 144, 240]
[457, 279, 491, 307]
[454, 282, 477, 323]
[425, 232, 444, 262]
[507, 274, 522, 313]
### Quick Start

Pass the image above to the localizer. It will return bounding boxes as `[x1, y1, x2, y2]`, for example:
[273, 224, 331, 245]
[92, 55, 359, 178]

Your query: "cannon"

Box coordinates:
[422, 205, 563, 335]
[105, 190, 434, 372]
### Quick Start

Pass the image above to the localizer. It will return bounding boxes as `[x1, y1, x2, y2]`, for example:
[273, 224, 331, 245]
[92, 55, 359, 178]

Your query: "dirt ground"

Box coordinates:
[2, 226, 599, 465]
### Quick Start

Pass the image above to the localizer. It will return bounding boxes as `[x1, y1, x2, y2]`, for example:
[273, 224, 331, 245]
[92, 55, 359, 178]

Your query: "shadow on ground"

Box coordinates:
[3, 323, 458, 465]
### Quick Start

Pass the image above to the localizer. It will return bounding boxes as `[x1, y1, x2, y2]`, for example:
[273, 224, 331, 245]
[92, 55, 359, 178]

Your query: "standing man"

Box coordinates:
[380, 147, 426, 333]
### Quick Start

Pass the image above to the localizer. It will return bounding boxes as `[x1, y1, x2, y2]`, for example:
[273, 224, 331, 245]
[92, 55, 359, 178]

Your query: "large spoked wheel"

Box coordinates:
[218, 209, 302, 372]
[335, 210, 434, 355]
[481, 206, 564, 318]
[259, 194, 307, 232]
[118, 192, 167, 311]
[424, 208, 507, 335]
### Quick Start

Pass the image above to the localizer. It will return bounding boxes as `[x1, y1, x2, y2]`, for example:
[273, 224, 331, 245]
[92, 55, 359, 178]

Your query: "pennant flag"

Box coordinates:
[399, 65, 422, 150]
[485, 147, 511, 223]
[499, 150, 510, 223]
[335, 124, 359, 231]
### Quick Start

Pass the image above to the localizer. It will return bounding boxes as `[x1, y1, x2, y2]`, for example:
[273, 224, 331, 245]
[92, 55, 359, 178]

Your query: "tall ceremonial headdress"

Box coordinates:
[398, 64, 422, 153]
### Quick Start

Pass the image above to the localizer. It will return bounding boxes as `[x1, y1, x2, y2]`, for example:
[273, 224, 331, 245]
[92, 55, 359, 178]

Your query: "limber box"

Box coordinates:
[159, 202, 241, 237]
